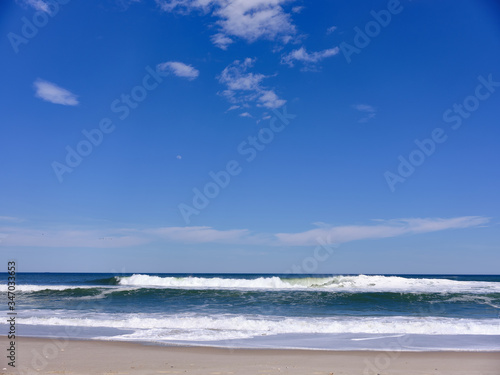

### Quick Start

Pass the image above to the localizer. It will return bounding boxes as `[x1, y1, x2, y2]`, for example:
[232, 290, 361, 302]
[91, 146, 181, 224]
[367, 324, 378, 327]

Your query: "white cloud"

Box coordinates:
[352, 103, 376, 123]
[219, 58, 265, 91]
[0, 216, 488, 248]
[215, 0, 296, 43]
[274, 216, 490, 246]
[211, 33, 234, 50]
[158, 61, 200, 80]
[33, 79, 79, 106]
[156, 0, 298, 49]
[21, 0, 50, 12]
[257, 90, 286, 108]
[353, 104, 375, 112]
[226, 105, 240, 111]
[239, 112, 252, 118]
[218, 58, 286, 109]
[282, 46, 339, 68]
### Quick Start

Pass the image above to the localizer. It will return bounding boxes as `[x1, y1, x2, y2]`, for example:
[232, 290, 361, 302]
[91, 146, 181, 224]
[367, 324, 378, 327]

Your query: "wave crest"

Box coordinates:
[116, 274, 500, 293]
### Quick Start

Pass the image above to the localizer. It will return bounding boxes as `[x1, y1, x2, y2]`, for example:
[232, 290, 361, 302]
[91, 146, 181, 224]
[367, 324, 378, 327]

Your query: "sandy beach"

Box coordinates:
[2, 337, 500, 375]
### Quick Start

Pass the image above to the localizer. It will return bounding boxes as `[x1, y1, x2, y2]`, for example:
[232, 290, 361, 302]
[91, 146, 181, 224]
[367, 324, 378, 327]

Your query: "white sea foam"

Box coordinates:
[5, 275, 499, 294]
[118, 275, 291, 289]
[18, 314, 500, 341]
[117, 274, 500, 294]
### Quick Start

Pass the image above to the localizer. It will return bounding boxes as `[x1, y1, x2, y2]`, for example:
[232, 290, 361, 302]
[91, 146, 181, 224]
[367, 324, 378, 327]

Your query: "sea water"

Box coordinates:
[1, 273, 499, 351]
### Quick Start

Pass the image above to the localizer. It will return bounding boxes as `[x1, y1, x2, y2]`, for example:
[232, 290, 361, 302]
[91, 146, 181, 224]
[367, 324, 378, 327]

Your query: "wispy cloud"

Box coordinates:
[0, 226, 147, 248]
[115, 0, 142, 10]
[218, 58, 286, 109]
[239, 112, 252, 118]
[281, 46, 339, 69]
[21, 0, 51, 12]
[274, 216, 490, 246]
[154, 0, 210, 13]
[155, 0, 298, 49]
[0, 216, 24, 223]
[0, 216, 488, 248]
[33, 79, 79, 106]
[326, 25, 337, 34]
[158, 61, 200, 80]
[211, 33, 234, 50]
[147, 226, 267, 245]
[352, 103, 376, 123]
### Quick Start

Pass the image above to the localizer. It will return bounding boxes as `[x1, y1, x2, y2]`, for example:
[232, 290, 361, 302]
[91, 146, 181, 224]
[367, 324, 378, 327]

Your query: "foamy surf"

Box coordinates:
[116, 274, 500, 294]
[16, 313, 500, 341]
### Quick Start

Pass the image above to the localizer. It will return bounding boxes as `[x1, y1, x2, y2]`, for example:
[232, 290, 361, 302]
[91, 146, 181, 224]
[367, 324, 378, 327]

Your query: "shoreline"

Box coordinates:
[2, 336, 500, 375]
[4, 334, 500, 352]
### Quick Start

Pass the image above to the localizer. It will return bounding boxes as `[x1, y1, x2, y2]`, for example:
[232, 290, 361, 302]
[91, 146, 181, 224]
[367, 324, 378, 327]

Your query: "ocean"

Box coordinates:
[2, 273, 500, 351]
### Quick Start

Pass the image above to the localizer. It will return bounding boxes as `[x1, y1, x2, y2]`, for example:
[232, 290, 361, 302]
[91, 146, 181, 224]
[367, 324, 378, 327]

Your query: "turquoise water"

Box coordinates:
[2, 273, 500, 350]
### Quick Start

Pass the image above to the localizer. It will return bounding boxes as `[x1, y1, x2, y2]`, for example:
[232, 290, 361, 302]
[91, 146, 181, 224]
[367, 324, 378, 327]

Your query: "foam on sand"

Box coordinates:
[18, 313, 500, 341]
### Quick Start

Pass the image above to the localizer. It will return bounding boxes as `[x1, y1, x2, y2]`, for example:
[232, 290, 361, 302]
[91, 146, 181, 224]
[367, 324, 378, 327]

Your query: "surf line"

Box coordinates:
[351, 334, 406, 341]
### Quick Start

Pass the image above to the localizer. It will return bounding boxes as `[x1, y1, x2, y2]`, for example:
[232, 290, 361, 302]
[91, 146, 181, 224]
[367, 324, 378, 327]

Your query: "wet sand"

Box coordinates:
[2, 336, 500, 375]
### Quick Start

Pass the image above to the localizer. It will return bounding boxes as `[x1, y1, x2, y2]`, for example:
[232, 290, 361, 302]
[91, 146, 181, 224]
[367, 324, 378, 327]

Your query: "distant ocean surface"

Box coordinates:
[2, 273, 500, 351]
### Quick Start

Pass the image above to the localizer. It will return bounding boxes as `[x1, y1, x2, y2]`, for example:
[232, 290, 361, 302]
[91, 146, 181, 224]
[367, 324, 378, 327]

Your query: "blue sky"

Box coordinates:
[0, 0, 499, 273]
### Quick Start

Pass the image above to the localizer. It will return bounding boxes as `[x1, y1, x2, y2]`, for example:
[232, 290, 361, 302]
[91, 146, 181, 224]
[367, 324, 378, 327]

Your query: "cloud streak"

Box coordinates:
[147, 226, 268, 245]
[22, 0, 51, 12]
[0, 216, 488, 248]
[0, 226, 147, 248]
[0, 216, 24, 223]
[282, 46, 339, 68]
[33, 79, 79, 106]
[352, 103, 376, 123]
[158, 61, 200, 80]
[274, 216, 490, 246]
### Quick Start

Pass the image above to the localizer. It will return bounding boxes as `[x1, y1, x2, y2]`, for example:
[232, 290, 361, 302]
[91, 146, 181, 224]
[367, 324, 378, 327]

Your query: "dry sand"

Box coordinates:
[2, 336, 500, 375]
